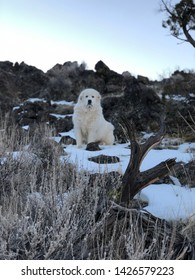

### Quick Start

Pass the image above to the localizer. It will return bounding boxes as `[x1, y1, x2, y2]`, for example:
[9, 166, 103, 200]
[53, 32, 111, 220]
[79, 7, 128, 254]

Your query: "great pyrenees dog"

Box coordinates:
[73, 88, 115, 148]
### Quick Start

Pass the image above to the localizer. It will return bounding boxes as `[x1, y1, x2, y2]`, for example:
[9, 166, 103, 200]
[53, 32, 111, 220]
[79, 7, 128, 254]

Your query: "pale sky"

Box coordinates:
[0, 0, 195, 80]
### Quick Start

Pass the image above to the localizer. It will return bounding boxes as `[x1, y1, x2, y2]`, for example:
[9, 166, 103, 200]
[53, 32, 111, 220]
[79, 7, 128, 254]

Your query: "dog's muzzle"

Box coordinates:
[87, 99, 93, 108]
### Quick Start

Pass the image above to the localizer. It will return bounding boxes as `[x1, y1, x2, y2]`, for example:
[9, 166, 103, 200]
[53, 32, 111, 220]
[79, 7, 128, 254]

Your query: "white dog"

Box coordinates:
[73, 88, 114, 147]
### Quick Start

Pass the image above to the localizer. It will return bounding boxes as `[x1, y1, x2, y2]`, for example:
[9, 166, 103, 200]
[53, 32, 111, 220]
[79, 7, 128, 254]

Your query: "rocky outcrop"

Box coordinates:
[0, 61, 49, 111]
[0, 60, 194, 141]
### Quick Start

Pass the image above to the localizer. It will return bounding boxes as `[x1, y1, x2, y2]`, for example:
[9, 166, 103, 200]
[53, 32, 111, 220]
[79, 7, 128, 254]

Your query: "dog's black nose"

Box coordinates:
[88, 99, 92, 105]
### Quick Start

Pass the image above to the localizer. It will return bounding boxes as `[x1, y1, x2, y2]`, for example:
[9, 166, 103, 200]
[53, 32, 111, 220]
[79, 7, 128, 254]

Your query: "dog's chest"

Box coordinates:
[79, 112, 97, 132]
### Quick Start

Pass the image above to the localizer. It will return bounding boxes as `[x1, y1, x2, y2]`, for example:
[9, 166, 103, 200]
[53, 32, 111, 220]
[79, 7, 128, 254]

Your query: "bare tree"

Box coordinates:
[160, 0, 195, 47]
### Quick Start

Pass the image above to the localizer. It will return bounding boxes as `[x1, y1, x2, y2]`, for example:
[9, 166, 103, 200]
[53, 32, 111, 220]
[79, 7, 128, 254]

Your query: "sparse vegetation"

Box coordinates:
[0, 116, 194, 260]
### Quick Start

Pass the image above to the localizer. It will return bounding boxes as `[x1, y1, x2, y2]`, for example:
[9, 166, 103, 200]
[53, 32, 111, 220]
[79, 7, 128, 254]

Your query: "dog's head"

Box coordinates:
[78, 88, 101, 109]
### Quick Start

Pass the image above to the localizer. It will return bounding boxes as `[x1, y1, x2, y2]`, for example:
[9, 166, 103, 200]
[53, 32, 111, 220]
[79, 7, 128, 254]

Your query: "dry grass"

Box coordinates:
[0, 115, 194, 260]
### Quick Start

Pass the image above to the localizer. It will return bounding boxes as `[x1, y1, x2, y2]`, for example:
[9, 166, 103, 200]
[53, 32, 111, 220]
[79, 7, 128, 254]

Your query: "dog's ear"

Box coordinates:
[97, 94, 101, 100]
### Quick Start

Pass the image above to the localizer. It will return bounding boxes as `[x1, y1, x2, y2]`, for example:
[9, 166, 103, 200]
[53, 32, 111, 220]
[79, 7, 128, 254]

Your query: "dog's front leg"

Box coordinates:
[87, 130, 97, 144]
[75, 128, 83, 148]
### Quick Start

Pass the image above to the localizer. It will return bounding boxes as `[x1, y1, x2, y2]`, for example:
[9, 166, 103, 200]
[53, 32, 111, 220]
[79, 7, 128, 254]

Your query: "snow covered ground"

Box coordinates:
[10, 98, 195, 222]
[60, 129, 195, 222]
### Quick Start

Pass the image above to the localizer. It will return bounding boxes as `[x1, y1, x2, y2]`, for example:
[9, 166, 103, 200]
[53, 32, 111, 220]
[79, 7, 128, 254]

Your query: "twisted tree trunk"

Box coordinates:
[84, 117, 193, 260]
[120, 117, 177, 205]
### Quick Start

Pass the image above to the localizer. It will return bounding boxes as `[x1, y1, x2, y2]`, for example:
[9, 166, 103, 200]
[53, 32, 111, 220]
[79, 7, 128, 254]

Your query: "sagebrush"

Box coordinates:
[0, 116, 194, 260]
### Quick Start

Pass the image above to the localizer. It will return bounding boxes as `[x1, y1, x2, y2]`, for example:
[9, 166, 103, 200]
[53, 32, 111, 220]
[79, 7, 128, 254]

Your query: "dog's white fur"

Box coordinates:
[73, 88, 114, 147]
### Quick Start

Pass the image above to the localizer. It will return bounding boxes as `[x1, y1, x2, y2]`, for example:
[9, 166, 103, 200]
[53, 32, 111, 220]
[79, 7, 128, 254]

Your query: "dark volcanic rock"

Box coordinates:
[86, 142, 102, 151]
[88, 154, 120, 164]
[0, 61, 49, 112]
[59, 135, 76, 145]
[0, 60, 194, 141]
[46, 62, 105, 101]
[95, 60, 111, 74]
[13, 100, 52, 126]
[49, 115, 72, 133]
[95, 60, 124, 95]
[102, 76, 164, 141]
[171, 161, 195, 188]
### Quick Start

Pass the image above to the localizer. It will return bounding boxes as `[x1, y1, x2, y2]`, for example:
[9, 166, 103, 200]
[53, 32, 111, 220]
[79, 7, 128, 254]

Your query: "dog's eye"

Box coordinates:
[92, 96, 94, 98]
[85, 95, 88, 98]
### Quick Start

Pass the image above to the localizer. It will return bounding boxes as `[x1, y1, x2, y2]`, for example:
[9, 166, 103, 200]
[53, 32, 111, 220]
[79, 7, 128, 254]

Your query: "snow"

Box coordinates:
[50, 100, 75, 106]
[140, 148, 192, 171]
[1, 124, 194, 222]
[12, 106, 21, 111]
[25, 98, 47, 103]
[12, 98, 47, 111]
[22, 125, 29, 130]
[50, 113, 73, 119]
[63, 142, 130, 174]
[7, 95, 195, 222]
[60, 129, 195, 221]
[165, 95, 186, 102]
[141, 184, 195, 221]
[12, 99, 74, 112]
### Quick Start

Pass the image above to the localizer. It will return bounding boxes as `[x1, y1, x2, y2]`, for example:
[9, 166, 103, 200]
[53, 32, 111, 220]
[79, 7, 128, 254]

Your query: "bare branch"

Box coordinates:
[160, 0, 195, 48]
[178, 111, 195, 133]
